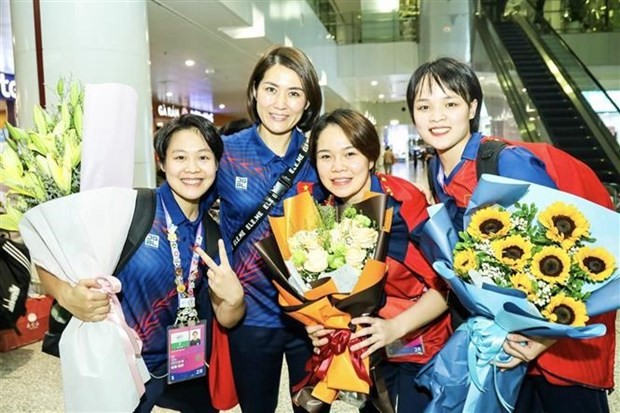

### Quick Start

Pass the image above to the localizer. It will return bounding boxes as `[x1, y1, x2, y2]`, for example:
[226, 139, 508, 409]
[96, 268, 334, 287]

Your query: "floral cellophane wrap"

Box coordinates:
[19, 188, 150, 412]
[255, 191, 393, 408]
[416, 175, 620, 413]
[17, 83, 146, 412]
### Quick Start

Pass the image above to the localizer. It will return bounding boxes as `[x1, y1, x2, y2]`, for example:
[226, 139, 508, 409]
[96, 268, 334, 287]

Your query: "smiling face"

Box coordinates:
[412, 77, 478, 161]
[315, 124, 374, 205]
[159, 128, 218, 217]
[254, 64, 309, 142]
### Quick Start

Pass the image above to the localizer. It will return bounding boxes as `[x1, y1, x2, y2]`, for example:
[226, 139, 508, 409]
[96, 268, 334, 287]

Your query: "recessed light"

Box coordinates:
[205, 68, 215, 75]
[185, 60, 195, 67]
[371, 80, 378, 86]
[166, 91, 173, 97]
[378, 94, 385, 99]
[219, 104, 226, 110]
[390, 119, 399, 126]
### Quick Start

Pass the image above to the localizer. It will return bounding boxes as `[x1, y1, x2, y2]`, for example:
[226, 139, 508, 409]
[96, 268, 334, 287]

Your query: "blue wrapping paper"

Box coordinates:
[417, 175, 620, 413]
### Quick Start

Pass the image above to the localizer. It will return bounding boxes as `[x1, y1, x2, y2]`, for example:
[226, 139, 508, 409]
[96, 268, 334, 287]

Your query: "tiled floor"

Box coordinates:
[1, 161, 619, 412]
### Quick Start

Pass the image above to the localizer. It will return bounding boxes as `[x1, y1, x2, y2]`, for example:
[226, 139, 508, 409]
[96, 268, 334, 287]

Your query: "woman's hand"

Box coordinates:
[306, 325, 334, 353]
[494, 333, 556, 370]
[59, 278, 111, 322]
[350, 316, 400, 359]
[196, 240, 245, 327]
[196, 240, 243, 307]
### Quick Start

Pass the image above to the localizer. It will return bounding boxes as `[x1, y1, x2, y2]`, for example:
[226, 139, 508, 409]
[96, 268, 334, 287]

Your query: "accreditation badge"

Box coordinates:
[385, 334, 425, 359]
[167, 320, 207, 384]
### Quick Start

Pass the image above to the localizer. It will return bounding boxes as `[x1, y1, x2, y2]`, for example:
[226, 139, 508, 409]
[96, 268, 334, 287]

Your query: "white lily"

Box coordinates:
[46, 153, 72, 195]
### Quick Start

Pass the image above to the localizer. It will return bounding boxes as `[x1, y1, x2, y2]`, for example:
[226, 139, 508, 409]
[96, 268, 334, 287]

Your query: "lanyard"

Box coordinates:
[162, 198, 203, 326]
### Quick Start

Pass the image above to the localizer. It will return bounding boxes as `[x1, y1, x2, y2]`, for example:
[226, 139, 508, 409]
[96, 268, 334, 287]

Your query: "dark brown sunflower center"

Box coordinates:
[480, 219, 504, 235]
[552, 215, 576, 237]
[540, 256, 563, 276]
[583, 257, 605, 274]
[503, 246, 524, 260]
[553, 304, 575, 325]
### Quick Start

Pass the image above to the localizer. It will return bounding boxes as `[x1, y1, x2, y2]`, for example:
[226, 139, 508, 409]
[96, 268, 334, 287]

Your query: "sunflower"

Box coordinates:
[538, 202, 590, 248]
[541, 294, 589, 326]
[574, 247, 616, 282]
[531, 246, 571, 285]
[492, 235, 533, 270]
[467, 207, 511, 240]
[509, 273, 536, 301]
[454, 248, 477, 277]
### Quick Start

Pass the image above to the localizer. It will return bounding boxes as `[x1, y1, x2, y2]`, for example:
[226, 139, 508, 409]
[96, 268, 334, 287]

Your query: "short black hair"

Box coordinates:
[406, 57, 483, 132]
[154, 114, 223, 164]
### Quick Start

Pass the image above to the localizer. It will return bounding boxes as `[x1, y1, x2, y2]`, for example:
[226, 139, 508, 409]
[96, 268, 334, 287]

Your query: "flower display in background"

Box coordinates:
[287, 204, 379, 293]
[455, 201, 616, 326]
[0, 79, 84, 231]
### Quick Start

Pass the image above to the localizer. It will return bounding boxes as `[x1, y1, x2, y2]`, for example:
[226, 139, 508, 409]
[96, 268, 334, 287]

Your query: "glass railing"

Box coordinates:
[481, 0, 620, 33]
[306, 0, 420, 44]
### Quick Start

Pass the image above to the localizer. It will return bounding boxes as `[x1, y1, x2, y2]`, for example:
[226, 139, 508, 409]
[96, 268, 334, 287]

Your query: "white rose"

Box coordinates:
[301, 231, 322, 250]
[329, 227, 344, 247]
[304, 248, 329, 273]
[345, 246, 367, 270]
[349, 226, 378, 250]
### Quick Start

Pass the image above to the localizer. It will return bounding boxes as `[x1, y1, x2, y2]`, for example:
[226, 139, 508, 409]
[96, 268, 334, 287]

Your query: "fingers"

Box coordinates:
[195, 246, 216, 268]
[216, 239, 229, 267]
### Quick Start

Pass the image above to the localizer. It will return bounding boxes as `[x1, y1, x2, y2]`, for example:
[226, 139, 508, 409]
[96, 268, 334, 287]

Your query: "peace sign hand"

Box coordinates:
[195, 240, 244, 308]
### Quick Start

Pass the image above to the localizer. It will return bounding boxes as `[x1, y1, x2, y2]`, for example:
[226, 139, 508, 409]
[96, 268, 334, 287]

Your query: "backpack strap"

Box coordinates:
[476, 139, 508, 180]
[113, 188, 156, 275]
[203, 212, 220, 259]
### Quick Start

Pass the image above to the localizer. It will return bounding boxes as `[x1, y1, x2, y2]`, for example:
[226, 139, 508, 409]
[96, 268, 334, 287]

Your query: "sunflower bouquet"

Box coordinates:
[416, 175, 620, 413]
[453, 201, 615, 327]
[255, 190, 392, 411]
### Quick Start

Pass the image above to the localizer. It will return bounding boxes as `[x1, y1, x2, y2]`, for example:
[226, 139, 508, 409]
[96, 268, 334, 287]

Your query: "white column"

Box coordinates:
[10, 0, 155, 188]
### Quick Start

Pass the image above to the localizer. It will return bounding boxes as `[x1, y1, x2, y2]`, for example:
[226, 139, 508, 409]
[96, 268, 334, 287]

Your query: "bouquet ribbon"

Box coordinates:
[95, 275, 146, 397]
[465, 317, 514, 413]
[294, 329, 370, 394]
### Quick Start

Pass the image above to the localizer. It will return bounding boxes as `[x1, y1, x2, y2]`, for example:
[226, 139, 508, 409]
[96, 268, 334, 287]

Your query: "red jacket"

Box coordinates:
[375, 174, 452, 364]
[436, 136, 616, 389]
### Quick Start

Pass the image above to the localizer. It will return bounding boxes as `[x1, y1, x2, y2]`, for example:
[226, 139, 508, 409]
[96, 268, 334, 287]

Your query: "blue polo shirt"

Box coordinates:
[116, 182, 213, 372]
[216, 125, 323, 328]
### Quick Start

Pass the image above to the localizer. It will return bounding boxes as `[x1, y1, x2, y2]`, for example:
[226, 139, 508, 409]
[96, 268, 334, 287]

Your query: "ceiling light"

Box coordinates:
[185, 60, 195, 67]
[166, 91, 173, 97]
[205, 68, 215, 75]
[371, 80, 378, 86]
[378, 94, 385, 99]
[219, 104, 226, 110]
[389, 119, 399, 126]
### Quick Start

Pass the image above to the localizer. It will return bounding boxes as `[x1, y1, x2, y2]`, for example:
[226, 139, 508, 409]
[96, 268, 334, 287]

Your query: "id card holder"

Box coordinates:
[167, 320, 207, 384]
[385, 334, 425, 359]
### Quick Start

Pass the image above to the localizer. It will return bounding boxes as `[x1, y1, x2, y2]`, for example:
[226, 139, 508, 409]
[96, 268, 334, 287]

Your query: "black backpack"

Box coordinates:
[0, 237, 31, 333]
[42, 188, 220, 357]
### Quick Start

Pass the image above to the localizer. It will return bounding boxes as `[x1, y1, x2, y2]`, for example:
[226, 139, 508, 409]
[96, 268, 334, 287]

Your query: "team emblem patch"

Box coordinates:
[145, 233, 160, 249]
[235, 176, 248, 191]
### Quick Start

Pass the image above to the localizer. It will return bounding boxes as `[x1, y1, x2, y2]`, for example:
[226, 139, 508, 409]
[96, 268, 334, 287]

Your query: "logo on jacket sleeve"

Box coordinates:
[235, 177, 248, 191]
[145, 233, 160, 249]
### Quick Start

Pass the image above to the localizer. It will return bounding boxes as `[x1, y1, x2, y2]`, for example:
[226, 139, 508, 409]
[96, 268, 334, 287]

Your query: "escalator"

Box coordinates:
[474, 6, 620, 186]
